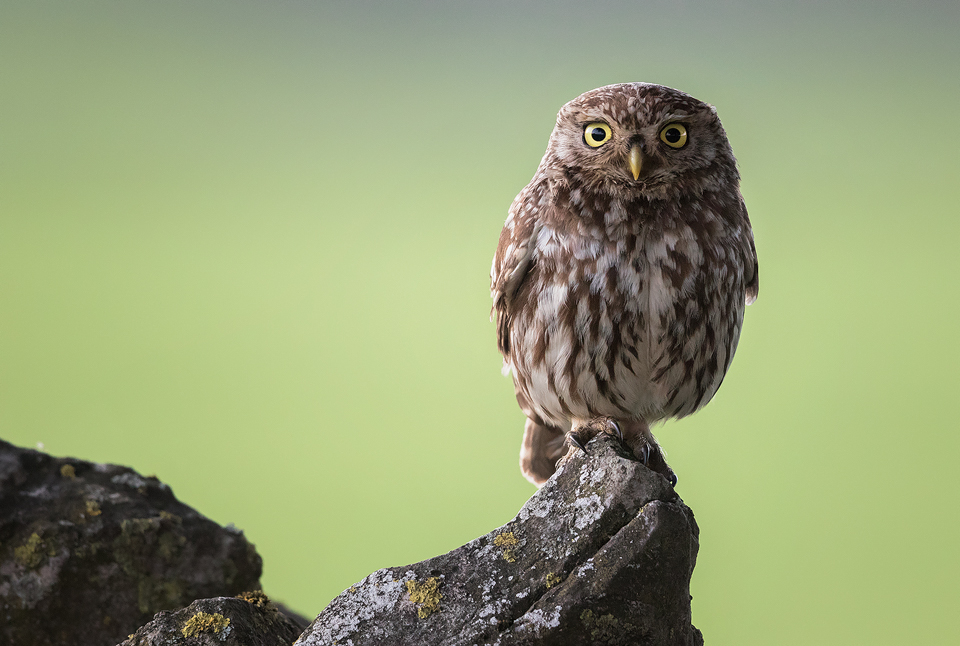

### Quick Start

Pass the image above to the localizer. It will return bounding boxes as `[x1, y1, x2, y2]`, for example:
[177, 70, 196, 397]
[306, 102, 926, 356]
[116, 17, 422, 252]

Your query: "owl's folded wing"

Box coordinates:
[745, 238, 759, 305]
[741, 203, 759, 305]
[490, 195, 542, 356]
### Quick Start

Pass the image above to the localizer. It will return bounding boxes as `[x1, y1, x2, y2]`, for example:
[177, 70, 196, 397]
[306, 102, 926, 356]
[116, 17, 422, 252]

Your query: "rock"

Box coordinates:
[273, 601, 312, 632]
[119, 591, 305, 646]
[296, 434, 702, 646]
[0, 440, 263, 646]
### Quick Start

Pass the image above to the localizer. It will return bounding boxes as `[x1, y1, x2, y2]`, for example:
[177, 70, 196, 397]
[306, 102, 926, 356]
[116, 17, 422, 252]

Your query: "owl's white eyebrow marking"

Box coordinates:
[577, 114, 612, 125]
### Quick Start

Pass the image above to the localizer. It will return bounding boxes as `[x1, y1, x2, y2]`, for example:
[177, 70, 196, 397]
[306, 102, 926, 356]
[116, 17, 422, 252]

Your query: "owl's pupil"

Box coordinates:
[665, 128, 681, 143]
[590, 129, 605, 142]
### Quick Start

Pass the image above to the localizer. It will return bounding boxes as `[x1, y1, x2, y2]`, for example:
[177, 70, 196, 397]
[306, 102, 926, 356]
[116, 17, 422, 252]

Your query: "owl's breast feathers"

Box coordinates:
[492, 176, 758, 423]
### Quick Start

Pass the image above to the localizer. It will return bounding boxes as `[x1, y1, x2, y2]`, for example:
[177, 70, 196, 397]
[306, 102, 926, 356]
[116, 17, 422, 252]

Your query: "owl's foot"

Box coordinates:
[559, 417, 677, 487]
[566, 417, 622, 454]
[635, 439, 678, 487]
[557, 417, 623, 471]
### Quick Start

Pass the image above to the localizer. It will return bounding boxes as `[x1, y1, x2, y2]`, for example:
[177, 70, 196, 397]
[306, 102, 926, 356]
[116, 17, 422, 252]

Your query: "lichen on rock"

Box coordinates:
[181, 611, 231, 637]
[85, 499, 102, 517]
[581, 608, 635, 645]
[405, 577, 442, 619]
[493, 531, 519, 562]
[0, 439, 264, 646]
[122, 596, 304, 646]
[236, 589, 270, 608]
[13, 532, 52, 569]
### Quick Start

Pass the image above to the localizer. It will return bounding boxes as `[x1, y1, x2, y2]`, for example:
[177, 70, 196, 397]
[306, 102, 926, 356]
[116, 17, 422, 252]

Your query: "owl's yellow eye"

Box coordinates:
[659, 123, 688, 148]
[583, 123, 612, 148]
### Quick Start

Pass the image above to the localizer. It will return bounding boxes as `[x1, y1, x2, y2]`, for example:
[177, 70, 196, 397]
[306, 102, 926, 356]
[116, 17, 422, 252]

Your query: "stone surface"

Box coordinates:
[296, 435, 702, 646]
[0, 439, 264, 646]
[119, 592, 305, 646]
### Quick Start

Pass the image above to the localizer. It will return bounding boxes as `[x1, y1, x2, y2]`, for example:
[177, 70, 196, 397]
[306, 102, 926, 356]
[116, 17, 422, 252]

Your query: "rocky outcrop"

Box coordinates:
[119, 591, 306, 646]
[295, 435, 702, 646]
[0, 440, 263, 646]
[2, 433, 704, 646]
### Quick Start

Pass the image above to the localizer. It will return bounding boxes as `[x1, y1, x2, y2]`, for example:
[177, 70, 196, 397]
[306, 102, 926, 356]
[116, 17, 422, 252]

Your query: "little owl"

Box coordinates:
[491, 83, 758, 487]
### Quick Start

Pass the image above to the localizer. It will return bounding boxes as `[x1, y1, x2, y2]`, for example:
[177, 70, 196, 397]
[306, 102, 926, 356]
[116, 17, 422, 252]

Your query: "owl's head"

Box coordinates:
[543, 83, 738, 200]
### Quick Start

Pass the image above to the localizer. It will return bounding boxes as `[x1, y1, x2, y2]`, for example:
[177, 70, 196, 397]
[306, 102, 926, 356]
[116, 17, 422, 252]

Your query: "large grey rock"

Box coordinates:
[119, 592, 305, 646]
[0, 439, 263, 646]
[297, 435, 702, 645]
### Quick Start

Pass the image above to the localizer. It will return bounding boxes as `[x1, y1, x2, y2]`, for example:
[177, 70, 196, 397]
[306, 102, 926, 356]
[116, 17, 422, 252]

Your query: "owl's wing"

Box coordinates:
[491, 187, 542, 356]
[742, 203, 759, 305]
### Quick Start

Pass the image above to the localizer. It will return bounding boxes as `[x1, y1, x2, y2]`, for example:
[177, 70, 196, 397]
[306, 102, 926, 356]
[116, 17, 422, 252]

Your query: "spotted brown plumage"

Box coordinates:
[491, 83, 758, 487]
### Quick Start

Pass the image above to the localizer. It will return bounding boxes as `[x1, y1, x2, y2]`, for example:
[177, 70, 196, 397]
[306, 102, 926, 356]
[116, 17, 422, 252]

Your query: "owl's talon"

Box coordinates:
[606, 419, 623, 442]
[635, 440, 677, 486]
[639, 443, 651, 466]
[568, 432, 589, 453]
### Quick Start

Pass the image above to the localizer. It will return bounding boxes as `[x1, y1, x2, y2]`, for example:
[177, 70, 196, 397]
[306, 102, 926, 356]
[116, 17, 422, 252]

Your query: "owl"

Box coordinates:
[491, 83, 758, 487]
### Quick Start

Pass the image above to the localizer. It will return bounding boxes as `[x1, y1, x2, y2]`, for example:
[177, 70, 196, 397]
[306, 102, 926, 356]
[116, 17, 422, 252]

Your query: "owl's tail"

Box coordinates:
[519, 417, 567, 488]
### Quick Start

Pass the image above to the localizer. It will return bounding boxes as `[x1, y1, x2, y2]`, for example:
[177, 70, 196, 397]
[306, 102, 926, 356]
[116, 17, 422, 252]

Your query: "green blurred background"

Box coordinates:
[2, 1, 958, 642]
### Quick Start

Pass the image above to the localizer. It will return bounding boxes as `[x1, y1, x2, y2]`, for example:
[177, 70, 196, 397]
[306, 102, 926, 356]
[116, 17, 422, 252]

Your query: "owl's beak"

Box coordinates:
[628, 145, 643, 180]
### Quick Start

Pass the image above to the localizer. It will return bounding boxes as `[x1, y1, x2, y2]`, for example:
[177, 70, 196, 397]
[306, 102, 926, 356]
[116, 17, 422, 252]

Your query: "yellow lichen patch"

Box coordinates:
[237, 590, 270, 607]
[86, 500, 102, 517]
[120, 517, 159, 536]
[494, 532, 519, 562]
[581, 609, 628, 643]
[60, 464, 77, 479]
[405, 577, 442, 619]
[158, 531, 187, 561]
[14, 533, 51, 569]
[181, 611, 231, 637]
[159, 510, 182, 524]
[545, 572, 562, 589]
[348, 586, 358, 593]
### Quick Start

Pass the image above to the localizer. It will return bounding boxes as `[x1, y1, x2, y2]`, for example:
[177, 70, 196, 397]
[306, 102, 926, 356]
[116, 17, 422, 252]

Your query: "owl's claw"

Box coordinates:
[636, 439, 677, 487]
[560, 419, 678, 488]
[568, 418, 621, 455]
[607, 419, 623, 442]
[568, 432, 589, 453]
